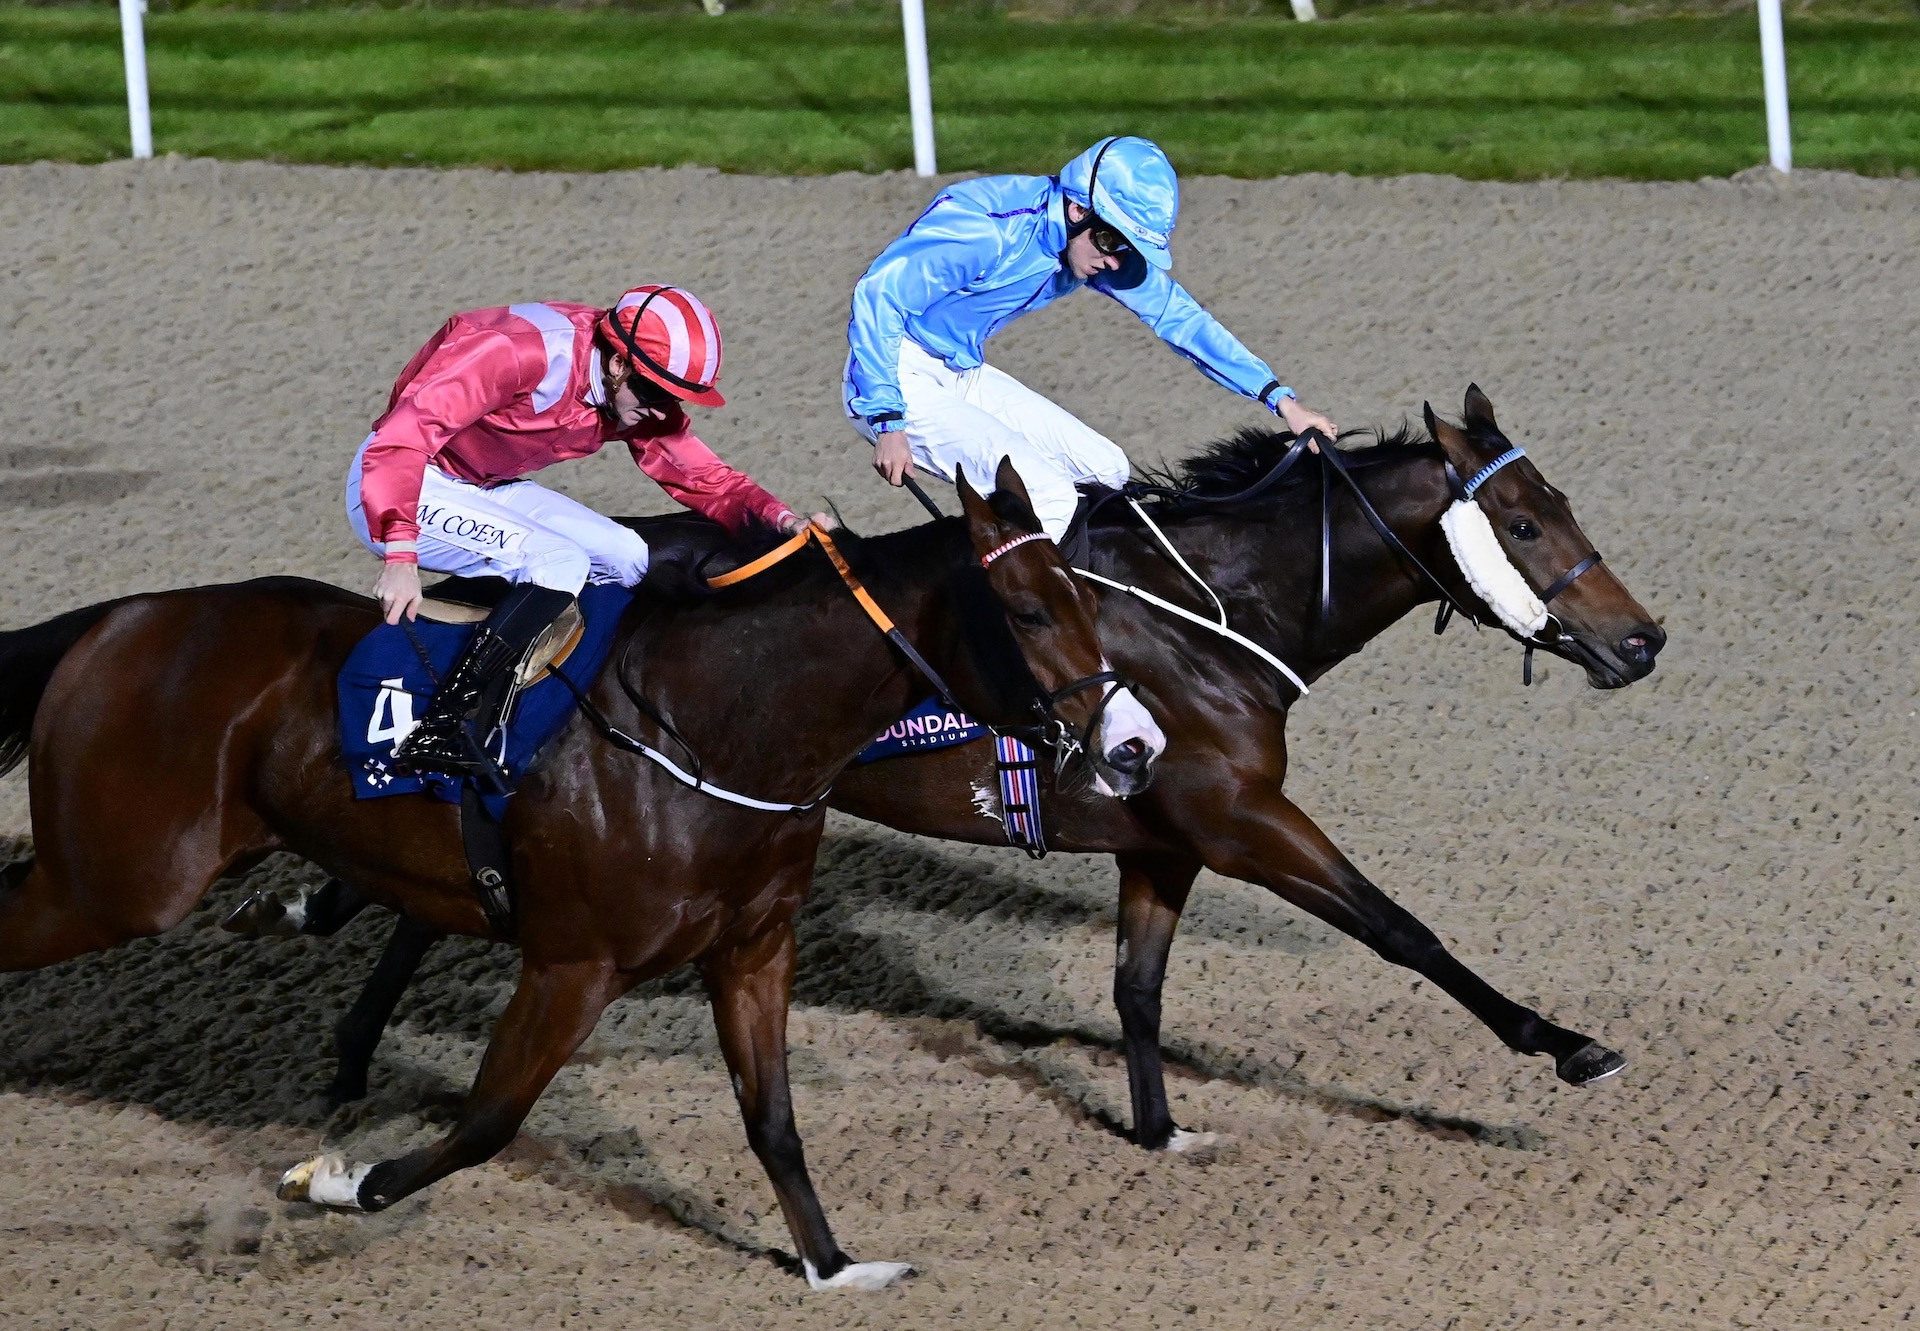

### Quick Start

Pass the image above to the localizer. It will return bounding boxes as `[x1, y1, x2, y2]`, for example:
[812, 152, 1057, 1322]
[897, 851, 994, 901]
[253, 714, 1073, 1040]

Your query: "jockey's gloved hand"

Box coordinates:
[1278, 397, 1338, 452]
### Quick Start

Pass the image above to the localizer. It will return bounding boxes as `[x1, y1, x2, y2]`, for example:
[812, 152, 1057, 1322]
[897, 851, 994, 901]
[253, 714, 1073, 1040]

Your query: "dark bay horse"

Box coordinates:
[258, 387, 1665, 1155]
[0, 464, 1161, 1289]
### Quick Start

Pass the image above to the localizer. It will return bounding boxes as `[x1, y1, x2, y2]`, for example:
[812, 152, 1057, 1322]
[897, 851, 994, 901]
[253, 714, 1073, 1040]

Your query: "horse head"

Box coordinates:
[957, 458, 1164, 796]
[1424, 385, 1665, 689]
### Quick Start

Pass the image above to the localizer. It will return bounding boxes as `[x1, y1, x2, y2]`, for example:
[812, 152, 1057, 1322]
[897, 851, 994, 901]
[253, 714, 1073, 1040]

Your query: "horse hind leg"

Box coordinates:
[0, 811, 281, 971]
[326, 915, 441, 1105]
[278, 957, 622, 1212]
[222, 876, 373, 939]
[0, 853, 159, 970]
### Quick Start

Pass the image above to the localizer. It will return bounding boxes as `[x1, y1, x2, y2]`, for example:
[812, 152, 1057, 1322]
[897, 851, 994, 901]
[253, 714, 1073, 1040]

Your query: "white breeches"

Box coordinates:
[345, 437, 650, 593]
[846, 340, 1132, 540]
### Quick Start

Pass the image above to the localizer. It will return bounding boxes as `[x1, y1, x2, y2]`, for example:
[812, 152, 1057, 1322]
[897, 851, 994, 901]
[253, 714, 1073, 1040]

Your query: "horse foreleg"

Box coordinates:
[327, 914, 443, 1105]
[1201, 790, 1623, 1085]
[278, 957, 620, 1211]
[703, 925, 912, 1291]
[1112, 851, 1203, 1151]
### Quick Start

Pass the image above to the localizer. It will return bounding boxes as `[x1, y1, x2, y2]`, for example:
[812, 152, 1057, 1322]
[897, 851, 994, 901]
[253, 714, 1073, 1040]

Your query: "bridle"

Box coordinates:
[977, 530, 1130, 776]
[1120, 429, 1609, 686]
[1431, 443, 1606, 684]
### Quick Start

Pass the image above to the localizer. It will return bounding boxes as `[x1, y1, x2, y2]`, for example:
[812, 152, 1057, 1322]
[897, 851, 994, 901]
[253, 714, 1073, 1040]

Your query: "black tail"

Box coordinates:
[0, 597, 132, 777]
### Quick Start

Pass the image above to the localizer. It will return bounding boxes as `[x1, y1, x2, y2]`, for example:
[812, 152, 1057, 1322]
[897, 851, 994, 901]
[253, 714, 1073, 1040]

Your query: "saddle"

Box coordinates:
[416, 588, 587, 688]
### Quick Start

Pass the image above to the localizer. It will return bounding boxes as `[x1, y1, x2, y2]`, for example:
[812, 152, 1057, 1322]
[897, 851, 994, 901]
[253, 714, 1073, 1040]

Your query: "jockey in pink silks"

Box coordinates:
[346, 284, 827, 780]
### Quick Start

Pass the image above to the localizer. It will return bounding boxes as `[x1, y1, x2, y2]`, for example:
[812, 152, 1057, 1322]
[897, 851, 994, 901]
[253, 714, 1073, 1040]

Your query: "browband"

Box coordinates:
[1460, 446, 1526, 500]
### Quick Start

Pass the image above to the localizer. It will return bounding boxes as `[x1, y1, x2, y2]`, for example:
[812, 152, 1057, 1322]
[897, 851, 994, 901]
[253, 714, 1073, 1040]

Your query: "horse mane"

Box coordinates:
[1125, 421, 1442, 518]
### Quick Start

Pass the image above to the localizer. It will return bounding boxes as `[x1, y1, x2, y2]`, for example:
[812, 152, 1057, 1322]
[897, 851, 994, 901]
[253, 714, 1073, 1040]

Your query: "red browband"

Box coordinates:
[980, 532, 1050, 568]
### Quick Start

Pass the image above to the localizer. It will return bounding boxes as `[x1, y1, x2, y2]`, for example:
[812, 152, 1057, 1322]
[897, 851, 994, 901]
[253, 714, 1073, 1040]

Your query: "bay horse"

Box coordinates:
[0, 462, 1163, 1289]
[255, 387, 1665, 1155]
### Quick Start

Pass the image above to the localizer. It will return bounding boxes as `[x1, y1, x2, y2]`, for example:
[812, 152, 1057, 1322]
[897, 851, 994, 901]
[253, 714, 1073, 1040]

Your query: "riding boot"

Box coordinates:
[393, 584, 576, 780]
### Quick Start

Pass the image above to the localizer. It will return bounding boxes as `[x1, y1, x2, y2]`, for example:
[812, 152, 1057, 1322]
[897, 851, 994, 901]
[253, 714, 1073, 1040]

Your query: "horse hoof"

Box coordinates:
[1165, 1127, 1220, 1158]
[1557, 1041, 1627, 1086]
[277, 1153, 372, 1209]
[220, 890, 303, 938]
[324, 1077, 369, 1108]
[804, 1258, 914, 1291]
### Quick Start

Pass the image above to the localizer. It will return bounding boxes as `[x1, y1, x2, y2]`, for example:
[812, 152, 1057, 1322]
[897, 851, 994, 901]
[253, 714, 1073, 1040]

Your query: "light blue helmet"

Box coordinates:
[1059, 136, 1179, 271]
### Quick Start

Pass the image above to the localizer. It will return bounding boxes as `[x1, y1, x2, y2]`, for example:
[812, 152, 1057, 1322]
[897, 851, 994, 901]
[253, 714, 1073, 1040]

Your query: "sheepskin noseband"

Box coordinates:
[1439, 446, 1549, 638]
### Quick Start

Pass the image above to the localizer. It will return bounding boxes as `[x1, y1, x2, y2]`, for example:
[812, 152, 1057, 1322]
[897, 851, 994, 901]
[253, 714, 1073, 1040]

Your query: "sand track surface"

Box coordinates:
[0, 159, 1915, 1328]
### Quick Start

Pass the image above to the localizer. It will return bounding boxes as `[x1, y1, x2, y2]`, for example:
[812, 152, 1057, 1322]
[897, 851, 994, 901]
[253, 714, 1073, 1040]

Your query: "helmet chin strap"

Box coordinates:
[595, 353, 625, 427]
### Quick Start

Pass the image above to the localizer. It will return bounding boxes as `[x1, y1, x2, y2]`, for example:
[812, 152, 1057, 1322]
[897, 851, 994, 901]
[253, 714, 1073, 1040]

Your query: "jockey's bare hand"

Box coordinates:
[873, 429, 912, 486]
[778, 509, 841, 535]
[1278, 398, 1338, 453]
[376, 561, 423, 625]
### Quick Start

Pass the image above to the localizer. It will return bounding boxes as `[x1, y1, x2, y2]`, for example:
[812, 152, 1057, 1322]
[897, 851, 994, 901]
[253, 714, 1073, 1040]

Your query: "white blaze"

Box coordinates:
[1095, 676, 1164, 764]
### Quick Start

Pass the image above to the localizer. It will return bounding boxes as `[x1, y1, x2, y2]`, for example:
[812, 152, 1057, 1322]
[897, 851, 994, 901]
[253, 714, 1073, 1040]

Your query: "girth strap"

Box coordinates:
[460, 785, 517, 938]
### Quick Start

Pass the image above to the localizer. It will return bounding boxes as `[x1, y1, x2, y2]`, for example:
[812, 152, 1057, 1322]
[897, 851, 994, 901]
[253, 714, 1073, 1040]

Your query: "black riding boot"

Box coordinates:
[393, 584, 575, 780]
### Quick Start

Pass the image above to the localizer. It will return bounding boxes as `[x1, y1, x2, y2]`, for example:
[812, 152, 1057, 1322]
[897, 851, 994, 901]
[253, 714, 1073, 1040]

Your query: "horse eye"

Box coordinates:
[1011, 609, 1051, 629]
[1508, 518, 1541, 541]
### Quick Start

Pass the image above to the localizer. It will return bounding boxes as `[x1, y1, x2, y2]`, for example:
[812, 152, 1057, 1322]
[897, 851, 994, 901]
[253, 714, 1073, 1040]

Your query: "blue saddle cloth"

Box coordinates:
[338, 583, 634, 816]
[854, 696, 990, 764]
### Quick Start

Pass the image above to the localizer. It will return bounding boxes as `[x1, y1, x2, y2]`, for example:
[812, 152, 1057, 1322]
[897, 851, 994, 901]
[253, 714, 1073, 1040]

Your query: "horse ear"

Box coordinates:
[1463, 383, 1499, 435]
[957, 467, 995, 529]
[991, 458, 1043, 535]
[1425, 399, 1478, 470]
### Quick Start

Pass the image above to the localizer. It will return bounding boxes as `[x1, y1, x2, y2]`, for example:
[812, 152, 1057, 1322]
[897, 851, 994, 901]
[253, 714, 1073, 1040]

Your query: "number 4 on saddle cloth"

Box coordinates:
[338, 582, 634, 820]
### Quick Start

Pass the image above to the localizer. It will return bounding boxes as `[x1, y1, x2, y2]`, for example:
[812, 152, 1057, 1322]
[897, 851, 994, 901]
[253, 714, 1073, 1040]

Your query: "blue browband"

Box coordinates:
[1460, 446, 1526, 500]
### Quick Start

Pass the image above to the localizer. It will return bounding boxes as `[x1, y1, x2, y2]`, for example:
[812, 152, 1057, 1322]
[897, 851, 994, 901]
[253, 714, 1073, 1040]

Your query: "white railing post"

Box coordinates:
[1756, 0, 1791, 171]
[1291, 0, 1317, 20]
[118, 0, 153, 159]
[900, 0, 936, 176]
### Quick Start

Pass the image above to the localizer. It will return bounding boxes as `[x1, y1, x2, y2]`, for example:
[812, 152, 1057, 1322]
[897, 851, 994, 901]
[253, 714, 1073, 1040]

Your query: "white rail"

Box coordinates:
[118, 0, 152, 159]
[901, 0, 937, 176]
[1757, 0, 1792, 171]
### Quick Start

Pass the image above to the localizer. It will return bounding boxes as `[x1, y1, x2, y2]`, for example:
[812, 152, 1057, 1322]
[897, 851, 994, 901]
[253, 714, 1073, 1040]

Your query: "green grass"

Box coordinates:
[3, 6, 1916, 177]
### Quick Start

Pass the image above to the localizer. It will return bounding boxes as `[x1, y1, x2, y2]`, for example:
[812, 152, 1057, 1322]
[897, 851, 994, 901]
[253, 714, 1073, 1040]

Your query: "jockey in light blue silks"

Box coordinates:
[845, 135, 1339, 540]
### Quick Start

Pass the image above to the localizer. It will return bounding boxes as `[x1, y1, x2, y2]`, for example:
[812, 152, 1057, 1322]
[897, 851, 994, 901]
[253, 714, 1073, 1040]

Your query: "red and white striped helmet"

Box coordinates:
[597, 285, 726, 407]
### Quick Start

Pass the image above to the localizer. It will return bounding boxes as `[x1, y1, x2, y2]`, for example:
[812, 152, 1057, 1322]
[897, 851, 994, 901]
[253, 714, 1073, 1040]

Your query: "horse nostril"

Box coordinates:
[1107, 737, 1148, 772]
[1619, 630, 1663, 665]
